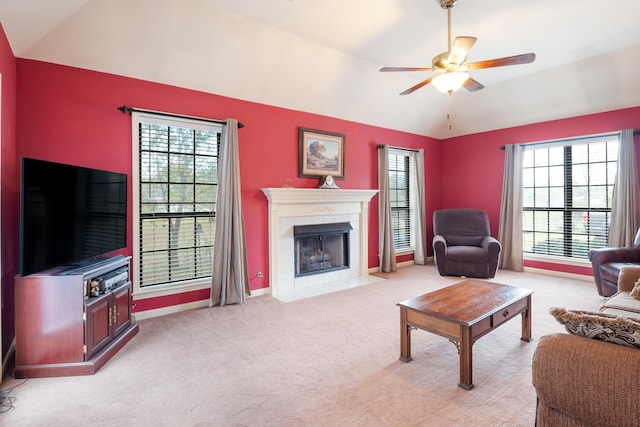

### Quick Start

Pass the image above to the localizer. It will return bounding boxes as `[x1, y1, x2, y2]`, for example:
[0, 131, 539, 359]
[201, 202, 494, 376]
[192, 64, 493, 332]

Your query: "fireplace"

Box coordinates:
[294, 222, 352, 277]
[261, 188, 378, 296]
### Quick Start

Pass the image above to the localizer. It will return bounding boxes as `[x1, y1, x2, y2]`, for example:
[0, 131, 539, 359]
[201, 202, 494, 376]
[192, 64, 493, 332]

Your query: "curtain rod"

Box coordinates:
[117, 105, 244, 128]
[499, 129, 640, 150]
[377, 144, 419, 152]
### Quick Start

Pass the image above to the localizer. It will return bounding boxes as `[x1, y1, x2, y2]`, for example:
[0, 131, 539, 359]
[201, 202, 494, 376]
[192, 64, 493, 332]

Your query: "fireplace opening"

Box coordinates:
[294, 222, 352, 277]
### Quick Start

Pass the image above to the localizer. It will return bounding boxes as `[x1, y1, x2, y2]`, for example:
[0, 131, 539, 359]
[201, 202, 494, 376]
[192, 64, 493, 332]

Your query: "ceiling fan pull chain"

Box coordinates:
[447, 94, 453, 132]
[447, 6, 452, 52]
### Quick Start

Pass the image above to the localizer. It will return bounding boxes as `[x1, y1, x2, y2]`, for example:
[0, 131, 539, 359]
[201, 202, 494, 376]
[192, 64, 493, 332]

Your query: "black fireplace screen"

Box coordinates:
[294, 222, 352, 277]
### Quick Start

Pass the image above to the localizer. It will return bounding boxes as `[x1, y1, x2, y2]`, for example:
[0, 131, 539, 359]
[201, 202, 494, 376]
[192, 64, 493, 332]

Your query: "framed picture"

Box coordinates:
[298, 127, 345, 179]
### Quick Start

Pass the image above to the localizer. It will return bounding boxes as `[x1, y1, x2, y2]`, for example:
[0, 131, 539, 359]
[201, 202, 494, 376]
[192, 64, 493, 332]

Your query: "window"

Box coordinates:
[388, 149, 416, 251]
[522, 133, 619, 259]
[132, 113, 222, 291]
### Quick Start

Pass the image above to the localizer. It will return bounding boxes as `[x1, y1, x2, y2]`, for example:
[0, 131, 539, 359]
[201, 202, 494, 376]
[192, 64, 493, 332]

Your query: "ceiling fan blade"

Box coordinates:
[463, 77, 484, 92]
[448, 36, 477, 65]
[467, 53, 536, 70]
[380, 66, 436, 72]
[399, 76, 436, 95]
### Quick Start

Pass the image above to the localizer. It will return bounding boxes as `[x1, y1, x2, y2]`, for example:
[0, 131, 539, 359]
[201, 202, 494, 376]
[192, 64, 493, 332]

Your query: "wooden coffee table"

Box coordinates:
[397, 279, 533, 390]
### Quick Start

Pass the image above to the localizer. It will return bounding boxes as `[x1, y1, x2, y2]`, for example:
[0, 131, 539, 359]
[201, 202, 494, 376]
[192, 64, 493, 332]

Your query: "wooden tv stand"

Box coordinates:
[15, 255, 139, 378]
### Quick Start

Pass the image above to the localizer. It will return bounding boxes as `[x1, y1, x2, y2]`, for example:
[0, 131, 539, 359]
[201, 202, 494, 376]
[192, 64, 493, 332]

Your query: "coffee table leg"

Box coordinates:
[521, 295, 532, 342]
[399, 307, 412, 362]
[459, 325, 473, 390]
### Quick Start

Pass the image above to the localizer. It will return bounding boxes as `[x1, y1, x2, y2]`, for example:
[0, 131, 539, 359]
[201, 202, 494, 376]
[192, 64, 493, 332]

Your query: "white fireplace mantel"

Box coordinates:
[262, 188, 379, 205]
[261, 188, 378, 296]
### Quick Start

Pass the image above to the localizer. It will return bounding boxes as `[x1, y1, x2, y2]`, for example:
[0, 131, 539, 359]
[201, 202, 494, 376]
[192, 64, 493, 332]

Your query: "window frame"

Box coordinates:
[388, 148, 417, 253]
[131, 111, 222, 296]
[522, 132, 620, 262]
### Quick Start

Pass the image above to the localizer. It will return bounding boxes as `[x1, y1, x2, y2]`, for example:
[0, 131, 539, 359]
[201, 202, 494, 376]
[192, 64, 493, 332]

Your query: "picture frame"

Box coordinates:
[298, 127, 345, 179]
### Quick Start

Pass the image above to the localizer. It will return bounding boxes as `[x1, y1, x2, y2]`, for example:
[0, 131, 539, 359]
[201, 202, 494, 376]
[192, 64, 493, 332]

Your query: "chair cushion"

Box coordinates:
[445, 235, 484, 247]
[550, 307, 640, 349]
[433, 209, 491, 240]
[446, 246, 487, 263]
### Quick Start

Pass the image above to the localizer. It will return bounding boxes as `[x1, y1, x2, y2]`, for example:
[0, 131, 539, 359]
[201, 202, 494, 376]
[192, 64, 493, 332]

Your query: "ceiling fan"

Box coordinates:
[380, 0, 535, 95]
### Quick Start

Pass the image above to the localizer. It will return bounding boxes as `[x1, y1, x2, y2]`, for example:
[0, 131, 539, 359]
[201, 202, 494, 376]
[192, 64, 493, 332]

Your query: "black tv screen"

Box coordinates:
[20, 157, 127, 276]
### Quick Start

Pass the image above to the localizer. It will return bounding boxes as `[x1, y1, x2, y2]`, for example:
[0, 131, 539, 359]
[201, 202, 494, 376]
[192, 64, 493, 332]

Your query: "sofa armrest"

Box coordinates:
[532, 333, 640, 427]
[617, 266, 640, 292]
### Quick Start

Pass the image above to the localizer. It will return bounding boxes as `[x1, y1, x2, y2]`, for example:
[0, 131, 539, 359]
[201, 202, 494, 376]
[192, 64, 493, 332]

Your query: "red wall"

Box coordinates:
[441, 107, 640, 275]
[15, 59, 440, 312]
[0, 23, 17, 364]
[11, 58, 640, 315]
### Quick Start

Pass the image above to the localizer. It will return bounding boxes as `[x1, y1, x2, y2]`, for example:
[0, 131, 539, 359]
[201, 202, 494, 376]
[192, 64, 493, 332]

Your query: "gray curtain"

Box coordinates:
[378, 144, 397, 273]
[608, 129, 640, 247]
[211, 118, 251, 306]
[413, 149, 428, 265]
[498, 144, 524, 271]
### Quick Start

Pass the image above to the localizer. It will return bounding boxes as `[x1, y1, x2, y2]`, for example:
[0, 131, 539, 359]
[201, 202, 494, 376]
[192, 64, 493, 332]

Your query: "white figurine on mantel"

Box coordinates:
[318, 175, 339, 189]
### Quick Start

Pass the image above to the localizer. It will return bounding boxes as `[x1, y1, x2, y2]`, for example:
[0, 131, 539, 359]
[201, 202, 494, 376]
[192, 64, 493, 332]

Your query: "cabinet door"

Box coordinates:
[112, 283, 132, 337]
[85, 294, 111, 360]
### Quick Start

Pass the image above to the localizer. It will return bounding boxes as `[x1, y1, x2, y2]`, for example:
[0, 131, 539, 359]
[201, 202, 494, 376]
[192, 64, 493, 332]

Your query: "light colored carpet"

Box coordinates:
[1, 264, 603, 426]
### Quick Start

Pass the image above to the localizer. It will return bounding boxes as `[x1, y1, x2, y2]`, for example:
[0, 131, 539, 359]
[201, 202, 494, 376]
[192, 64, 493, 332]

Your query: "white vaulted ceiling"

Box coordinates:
[0, 0, 639, 138]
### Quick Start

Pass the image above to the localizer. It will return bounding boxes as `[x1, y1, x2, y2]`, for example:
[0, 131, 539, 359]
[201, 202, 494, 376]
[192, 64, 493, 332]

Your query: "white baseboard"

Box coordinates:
[249, 287, 269, 297]
[132, 261, 592, 321]
[368, 258, 432, 274]
[523, 266, 593, 282]
[365, 258, 592, 283]
[133, 300, 211, 321]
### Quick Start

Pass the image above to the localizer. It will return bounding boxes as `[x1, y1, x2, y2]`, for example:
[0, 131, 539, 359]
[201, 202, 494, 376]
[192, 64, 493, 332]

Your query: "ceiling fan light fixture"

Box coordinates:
[379, 0, 535, 95]
[432, 71, 469, 93]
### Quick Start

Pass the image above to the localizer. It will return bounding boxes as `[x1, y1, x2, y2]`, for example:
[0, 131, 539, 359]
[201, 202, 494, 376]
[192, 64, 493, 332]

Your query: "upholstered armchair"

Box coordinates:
[589, 228, 640, 297]
[432, 208, 501, 278]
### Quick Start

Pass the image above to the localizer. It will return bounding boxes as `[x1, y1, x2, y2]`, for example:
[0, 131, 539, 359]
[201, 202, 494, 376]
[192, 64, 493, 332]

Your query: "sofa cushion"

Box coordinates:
[550, 307, 640, 349]
[600, 306, 640, 318]
[631, 278, 640, 299]
[617, 265, 640, 293]
[601, 291, 640, 316]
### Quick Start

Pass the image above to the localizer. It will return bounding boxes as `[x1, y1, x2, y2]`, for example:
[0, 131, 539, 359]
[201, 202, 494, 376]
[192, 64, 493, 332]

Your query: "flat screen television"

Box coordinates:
[20, 157, 127, 276]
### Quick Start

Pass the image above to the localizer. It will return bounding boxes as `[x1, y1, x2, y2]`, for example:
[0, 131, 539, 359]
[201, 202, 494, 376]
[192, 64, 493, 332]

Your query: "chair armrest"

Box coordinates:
[617, 266, 640, 292]
[589, 246, 640, 265]
[481, 236, 501, 278]
[432, 235, 447, 252]
[432, 235, 447, 274]
[533, 333, 640, 427]
[480, 236, 501, 253]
